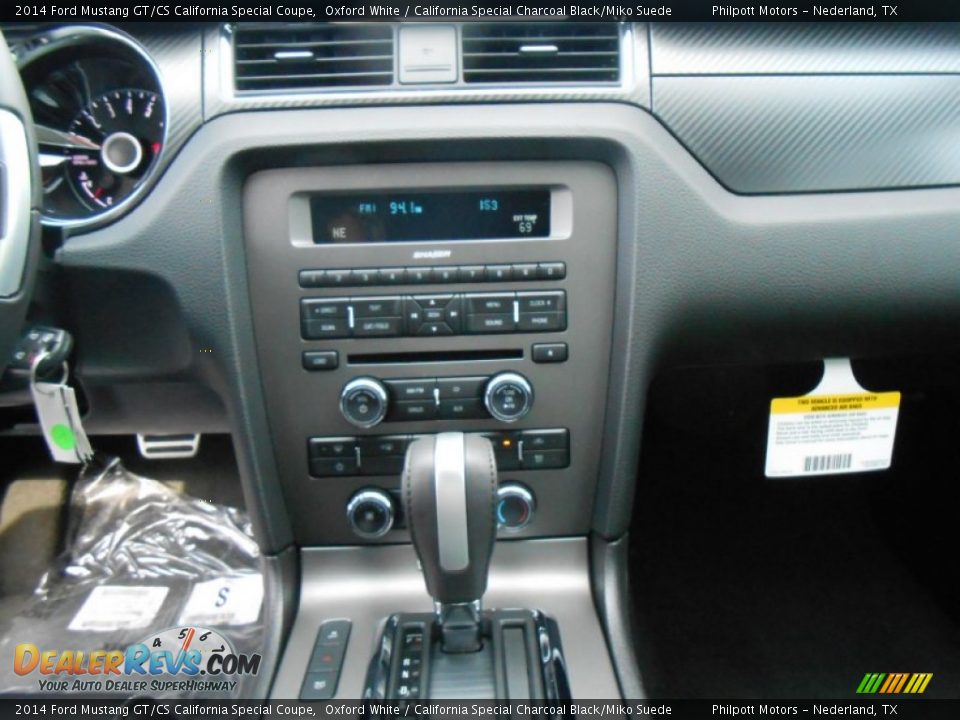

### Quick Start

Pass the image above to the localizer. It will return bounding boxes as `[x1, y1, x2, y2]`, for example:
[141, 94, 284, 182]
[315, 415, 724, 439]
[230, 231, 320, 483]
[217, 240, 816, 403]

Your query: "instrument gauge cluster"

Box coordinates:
[16, 26, 168, 229]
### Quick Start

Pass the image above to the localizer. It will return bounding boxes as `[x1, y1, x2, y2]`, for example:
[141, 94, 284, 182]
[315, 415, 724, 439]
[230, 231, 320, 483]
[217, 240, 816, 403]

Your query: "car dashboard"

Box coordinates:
[2, 19, 960, 703]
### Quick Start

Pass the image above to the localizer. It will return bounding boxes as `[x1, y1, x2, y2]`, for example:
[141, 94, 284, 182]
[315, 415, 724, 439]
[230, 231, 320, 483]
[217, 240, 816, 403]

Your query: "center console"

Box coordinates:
[243, 161, 617, 546]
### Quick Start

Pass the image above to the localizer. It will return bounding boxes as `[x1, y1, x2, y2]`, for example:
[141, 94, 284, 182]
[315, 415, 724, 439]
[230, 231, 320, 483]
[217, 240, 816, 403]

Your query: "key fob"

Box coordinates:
[8, 326, 74, 380]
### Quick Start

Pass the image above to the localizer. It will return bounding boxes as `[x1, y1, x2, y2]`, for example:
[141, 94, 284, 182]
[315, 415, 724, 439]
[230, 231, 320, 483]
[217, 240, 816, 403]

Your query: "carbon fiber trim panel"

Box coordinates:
[134, 27, 204, 162]
[653, 74, 960, 193]
[651, 23, 960, 75]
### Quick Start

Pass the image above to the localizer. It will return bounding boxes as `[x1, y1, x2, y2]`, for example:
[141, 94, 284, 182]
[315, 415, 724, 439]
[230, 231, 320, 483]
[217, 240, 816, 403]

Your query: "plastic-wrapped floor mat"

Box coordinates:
[0, 458, 265, 699]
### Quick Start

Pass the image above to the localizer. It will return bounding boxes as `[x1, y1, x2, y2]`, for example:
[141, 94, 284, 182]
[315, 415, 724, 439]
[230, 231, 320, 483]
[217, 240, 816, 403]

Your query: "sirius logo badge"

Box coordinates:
[412, 249, 452, 259]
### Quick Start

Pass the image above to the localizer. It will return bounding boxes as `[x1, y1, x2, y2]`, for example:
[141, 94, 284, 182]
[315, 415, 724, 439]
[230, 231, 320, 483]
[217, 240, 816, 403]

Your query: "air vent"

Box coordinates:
[462, 23, 620, 84]
[233, 24, 394, 92]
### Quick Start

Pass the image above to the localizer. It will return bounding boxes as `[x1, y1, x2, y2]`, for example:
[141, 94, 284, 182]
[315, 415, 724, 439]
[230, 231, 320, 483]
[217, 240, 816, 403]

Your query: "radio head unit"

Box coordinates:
[243, 161, 616, 547]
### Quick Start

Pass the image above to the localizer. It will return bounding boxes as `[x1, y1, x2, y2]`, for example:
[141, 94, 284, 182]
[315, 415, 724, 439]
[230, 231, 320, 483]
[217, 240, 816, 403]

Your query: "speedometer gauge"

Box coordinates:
[16, 25, 169, 228]
[63, 89, 164, 210]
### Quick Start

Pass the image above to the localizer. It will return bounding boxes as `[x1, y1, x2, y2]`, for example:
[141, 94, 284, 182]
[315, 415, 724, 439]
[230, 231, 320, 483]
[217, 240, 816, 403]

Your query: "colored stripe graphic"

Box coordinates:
[858, 672, 932, 694]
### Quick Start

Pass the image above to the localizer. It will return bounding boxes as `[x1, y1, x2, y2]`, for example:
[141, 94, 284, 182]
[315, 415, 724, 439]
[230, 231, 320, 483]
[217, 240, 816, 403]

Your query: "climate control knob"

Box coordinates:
[497, 483, 536, 531]
[484, 372, 534, 423]
[346, 488, 395, 539]
[340, 377, 389, 428]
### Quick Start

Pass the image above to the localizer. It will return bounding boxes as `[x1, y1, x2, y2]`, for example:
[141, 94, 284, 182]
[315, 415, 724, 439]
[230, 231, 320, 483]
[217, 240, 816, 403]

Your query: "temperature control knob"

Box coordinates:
[496, 483, 536, 531]
[346, 489, 395, 539]
[340, 377, 389, 428]
[484, 372, 534, 423]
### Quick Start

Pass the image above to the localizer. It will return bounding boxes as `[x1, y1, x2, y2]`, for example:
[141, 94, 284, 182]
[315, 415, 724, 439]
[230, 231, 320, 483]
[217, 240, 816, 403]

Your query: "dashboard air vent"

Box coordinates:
[233, 24, 394, 92]
[462, 23, 620, 84]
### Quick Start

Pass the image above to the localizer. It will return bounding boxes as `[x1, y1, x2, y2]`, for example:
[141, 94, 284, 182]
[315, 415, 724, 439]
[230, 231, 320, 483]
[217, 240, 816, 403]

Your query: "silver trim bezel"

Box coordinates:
[483, 371, 534, 423]
[496, 482, 536, 532]
[339, 376, 390, 428]
[16, 24, 170, 231]
[346, 488, 395, 539]
[0, 109, 32, 298]
[434, 431, 470, 573]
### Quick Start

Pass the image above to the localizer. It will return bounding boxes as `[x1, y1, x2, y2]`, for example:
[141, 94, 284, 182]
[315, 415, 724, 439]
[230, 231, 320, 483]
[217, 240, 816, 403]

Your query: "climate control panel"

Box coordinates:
[338, 372, 534, 427]
[308, 428, 569, 478]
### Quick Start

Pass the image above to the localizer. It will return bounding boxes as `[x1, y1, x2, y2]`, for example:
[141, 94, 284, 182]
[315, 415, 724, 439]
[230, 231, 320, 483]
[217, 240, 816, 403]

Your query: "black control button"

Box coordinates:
[299, 270, 326, 288]
[351, 268, 379, 286]
[465, 293, 514, 314]
[479, 431, 522, 470]
[458, 265, 485, 283]
[309, 437, 357, 458]
[406, 267, 433, 284]
[385, 379, 436, 401]
[438, 399, 485, 420]
[512, 263, 538, 281]
[434, 266, 459, 283]
[413, 294, 454, 310]
[353, 296, 402, 317]
[404, 297, 425, 334]
[522, 429, 569, 451]
[485, 265, 513, 282]
[465, 314, 516, 334]
[354, 317, 403, 337]
[444, 296, 462, 331]
[422, 307, 447, 323]
[390, 400, 438, 422]
[437, 377, 486, 399]
[317, 620, 351, 646]
[302, 319, 351, 340]
[517, 312, 566, 332]
[361, 456, 406, 476]
[359, 435, 411, 457]
[532, 343, 568, 363]
[309, 642, 346, 672]
[309, 457, 360, 477]
[417, 322, 454, 336]
[537, 262, 566, 280]
[521, 449, 570, 470]
[301, 299, 350, 320]
[378, 267, 407, 285]
[301, 671, 337, 700]
[303, 351, 340, 371]
[517, 291, 566, 313]
[324, 269, 353, 287]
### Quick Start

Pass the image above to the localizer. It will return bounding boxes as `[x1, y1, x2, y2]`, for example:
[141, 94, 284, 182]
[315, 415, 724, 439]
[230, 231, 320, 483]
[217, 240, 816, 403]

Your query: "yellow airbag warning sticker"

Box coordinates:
[765, 359, 900, 477]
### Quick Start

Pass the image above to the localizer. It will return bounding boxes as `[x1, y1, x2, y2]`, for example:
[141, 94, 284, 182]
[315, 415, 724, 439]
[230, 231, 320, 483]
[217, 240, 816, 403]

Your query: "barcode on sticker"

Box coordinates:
[803, 454, 853, 472]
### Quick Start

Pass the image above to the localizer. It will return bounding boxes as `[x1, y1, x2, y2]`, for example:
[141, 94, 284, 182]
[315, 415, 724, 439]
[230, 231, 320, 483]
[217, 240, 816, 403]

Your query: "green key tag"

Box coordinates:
[30, 377, 94, 464]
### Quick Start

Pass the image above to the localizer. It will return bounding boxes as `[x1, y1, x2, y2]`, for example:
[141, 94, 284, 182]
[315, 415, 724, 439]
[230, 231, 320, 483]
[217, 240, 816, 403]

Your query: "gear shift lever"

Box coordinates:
[402, 432, 498, 653]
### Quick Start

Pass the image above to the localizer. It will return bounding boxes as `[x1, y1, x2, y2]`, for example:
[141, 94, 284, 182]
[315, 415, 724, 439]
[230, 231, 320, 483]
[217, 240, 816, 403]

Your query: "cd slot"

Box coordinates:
[348, 349, 523, 365]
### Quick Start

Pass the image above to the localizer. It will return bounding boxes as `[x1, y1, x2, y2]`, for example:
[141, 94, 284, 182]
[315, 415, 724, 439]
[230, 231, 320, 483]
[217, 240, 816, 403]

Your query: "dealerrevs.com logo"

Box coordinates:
[14, 626, 261, 694]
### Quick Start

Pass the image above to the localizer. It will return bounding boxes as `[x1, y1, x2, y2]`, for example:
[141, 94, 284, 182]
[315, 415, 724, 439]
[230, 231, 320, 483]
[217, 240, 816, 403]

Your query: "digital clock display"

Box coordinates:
[309, 189, 551, 243]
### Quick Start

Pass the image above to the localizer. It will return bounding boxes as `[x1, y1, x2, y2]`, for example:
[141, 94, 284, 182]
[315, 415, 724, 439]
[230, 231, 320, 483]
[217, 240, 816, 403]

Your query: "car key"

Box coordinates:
[8, 326, 73, 380]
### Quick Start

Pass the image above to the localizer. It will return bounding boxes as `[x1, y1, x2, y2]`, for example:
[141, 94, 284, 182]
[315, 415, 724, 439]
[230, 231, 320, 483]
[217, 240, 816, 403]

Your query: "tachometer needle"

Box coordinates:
[35, 124, 101, 151]
[39, 153, 69, 168]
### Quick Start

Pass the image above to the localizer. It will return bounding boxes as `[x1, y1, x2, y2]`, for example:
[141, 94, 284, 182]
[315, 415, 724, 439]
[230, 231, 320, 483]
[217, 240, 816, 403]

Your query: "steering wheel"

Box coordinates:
[0, 30, 40, 375]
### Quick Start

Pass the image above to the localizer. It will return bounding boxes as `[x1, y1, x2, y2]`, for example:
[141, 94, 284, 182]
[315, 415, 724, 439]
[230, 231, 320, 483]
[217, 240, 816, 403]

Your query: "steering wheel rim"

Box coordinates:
[0, 30, 41, 375]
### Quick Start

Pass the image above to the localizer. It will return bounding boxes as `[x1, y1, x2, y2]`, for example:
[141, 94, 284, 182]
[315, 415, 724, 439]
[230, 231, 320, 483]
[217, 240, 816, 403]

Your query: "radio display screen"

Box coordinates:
[309, 189, 550, 243]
